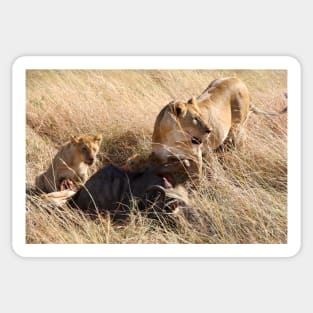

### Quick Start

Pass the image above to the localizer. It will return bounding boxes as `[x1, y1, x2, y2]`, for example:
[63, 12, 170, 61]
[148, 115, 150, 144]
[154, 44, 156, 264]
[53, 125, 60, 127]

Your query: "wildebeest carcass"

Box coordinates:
[66, 161, 195, 224]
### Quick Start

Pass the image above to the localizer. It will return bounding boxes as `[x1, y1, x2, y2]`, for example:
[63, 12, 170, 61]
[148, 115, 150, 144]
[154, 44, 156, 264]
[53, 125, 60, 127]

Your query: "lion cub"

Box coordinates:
[35, 134, 103, 193]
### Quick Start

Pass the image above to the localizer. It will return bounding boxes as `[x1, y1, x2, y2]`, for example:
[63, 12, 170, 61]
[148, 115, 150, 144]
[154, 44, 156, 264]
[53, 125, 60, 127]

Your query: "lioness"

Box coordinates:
[35, 134, 103, 193]
[150, 77, 286, 176]
[151, 98, 211, 175]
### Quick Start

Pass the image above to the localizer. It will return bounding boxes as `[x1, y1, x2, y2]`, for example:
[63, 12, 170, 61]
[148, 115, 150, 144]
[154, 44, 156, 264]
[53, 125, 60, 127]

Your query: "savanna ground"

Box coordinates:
[26, 69, 287, 244]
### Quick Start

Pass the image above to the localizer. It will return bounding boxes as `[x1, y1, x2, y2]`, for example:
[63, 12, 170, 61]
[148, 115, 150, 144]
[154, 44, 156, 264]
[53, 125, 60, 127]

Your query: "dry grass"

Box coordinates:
[26, 69, 287, 244]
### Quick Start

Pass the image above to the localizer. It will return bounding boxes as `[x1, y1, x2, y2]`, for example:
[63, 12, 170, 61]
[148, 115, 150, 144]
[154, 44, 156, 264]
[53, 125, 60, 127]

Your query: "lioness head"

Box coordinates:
[170, 97, 211, 146]
[70, 134, 103, 165]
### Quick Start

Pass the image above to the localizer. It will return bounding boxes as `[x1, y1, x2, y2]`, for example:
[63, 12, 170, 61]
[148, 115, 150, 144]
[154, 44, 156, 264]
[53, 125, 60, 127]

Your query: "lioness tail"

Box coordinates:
[250, 105, 287, 116]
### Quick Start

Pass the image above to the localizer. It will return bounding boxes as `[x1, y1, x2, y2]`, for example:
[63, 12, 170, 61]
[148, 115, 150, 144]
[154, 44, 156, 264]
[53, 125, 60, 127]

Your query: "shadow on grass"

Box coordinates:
[97, 130, 151, 168]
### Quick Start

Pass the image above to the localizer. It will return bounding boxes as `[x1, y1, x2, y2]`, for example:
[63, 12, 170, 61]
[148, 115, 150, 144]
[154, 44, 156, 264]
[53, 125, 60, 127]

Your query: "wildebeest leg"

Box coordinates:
[41, 189, 76, 205]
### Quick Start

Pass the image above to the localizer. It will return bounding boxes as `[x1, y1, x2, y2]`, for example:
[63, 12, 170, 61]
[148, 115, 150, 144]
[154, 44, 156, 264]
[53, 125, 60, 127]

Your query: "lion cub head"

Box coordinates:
[35, 133, 103, 194]
[70, 134, 103, 166]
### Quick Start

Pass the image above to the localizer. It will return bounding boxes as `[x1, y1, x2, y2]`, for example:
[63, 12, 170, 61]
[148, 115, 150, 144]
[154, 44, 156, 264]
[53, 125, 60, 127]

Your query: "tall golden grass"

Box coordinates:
[26, 69, 287, 244]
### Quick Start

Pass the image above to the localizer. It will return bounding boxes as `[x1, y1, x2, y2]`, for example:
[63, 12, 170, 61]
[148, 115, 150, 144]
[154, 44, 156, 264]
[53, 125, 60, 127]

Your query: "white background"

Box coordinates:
[1, 1, 310, 312]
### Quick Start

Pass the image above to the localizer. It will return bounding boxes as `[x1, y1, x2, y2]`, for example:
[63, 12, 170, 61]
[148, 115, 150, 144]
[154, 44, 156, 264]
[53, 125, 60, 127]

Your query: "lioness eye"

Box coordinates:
[82, 147, 88, 152]
[193, 117, 198, 124]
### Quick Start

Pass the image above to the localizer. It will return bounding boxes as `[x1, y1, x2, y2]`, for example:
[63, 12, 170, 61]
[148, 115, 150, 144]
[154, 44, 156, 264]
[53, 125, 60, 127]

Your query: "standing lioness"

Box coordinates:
[35, 134, 103, 193]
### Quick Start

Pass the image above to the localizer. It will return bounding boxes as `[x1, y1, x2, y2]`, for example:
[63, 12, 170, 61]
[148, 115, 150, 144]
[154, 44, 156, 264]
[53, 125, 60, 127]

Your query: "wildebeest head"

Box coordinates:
[142, 183, 198, 227]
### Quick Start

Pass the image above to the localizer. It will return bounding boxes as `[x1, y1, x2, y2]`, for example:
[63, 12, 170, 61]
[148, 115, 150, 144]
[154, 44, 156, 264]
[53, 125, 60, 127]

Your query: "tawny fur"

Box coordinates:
[196, 77, 287, 151]
[151, 99, 210, 175]
[196, 77, 251, 151]
[35, 134, 103, 193]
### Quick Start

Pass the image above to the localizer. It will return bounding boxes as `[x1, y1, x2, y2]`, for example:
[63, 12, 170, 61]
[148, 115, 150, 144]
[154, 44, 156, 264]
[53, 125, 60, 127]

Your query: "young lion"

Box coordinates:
[35, 134, 103, 193]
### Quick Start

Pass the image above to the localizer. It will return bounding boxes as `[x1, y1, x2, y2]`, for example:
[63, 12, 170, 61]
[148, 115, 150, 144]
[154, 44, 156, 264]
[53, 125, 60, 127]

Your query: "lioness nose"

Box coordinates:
[89, 157, 94, 163]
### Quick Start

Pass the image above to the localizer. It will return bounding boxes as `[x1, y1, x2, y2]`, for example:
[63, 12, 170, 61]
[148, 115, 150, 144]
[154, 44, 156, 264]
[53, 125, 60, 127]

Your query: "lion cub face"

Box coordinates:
[70, 134, 103, 165]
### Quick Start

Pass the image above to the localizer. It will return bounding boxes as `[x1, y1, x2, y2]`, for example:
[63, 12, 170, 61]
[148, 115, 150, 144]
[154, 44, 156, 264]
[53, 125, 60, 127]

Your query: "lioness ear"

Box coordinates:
[94, 134, 103, 142]
[71, 136, 79, 144]
[174, 102, 186, 117]
[187, 97, 197, 106]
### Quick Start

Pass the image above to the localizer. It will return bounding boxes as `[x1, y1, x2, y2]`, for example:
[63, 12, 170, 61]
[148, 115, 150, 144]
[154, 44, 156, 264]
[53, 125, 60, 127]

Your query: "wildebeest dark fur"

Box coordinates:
[68, 162, 192, 222]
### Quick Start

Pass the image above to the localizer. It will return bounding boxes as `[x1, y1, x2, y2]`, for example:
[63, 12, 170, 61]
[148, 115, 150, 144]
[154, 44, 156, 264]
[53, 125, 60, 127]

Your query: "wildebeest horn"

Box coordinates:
[144, 185, 166, 209]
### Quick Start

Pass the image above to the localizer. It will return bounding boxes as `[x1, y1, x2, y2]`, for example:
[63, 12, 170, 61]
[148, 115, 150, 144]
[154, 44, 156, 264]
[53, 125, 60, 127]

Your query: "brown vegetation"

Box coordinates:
[26, 69, 287, 244]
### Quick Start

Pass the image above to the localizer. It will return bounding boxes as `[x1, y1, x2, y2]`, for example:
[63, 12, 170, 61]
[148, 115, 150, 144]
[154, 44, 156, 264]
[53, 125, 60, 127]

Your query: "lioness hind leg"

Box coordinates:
[225, 124, 246, 149]
[234, 128, 247, 149]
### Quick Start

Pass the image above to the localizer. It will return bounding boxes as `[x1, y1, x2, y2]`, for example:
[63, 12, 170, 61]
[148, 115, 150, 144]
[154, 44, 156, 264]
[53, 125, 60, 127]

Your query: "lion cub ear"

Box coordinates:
[71, 136, 80, 144]
[187, 97, 197, 106]
[94, 134, 103, 143]
[173, 102, 186, 117]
